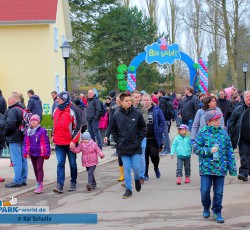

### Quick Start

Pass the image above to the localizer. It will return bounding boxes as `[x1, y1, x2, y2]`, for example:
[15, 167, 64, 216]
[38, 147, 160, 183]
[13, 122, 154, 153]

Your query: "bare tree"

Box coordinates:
[144, 0, 158, 24]
[162, 0, 181, 91]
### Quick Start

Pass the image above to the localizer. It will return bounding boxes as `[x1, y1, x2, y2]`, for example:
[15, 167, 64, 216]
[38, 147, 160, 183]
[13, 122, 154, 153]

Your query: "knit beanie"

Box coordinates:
[30, 114, 40, 123]
[81, 132, 91, 141]
[58, 91, 70, 102]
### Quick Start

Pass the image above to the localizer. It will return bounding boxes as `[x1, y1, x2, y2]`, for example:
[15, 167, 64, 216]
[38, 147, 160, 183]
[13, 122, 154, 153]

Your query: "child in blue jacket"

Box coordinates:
[171, 124, 192, 185]
[193, 110, 237, 224]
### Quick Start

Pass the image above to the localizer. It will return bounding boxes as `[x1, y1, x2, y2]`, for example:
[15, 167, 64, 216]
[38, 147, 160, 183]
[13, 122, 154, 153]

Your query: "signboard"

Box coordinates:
[145, 38, 181, 65]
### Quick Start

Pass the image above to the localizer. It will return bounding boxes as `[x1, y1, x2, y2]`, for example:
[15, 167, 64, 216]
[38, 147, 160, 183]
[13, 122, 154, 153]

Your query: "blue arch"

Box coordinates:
[128, 51, 197, 88]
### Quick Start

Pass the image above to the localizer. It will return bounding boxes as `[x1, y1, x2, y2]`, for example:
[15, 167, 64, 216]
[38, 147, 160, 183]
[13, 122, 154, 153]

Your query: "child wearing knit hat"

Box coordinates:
[22, 114, 51, 194]
[70, 132, 105, 191]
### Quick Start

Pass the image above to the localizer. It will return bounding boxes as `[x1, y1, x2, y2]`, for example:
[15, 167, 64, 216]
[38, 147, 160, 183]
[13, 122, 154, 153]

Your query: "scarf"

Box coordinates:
[27, 125, 40, 136]
[58, 100, 70, 110]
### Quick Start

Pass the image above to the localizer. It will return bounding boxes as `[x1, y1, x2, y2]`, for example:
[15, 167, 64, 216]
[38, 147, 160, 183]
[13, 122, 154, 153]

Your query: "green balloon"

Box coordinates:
[128, 65, 136, 72]
[193, 63, 199, 69]
[116, 73, 125, 80]
[117, 64, 128, 73]
[118, 80, 127, 91]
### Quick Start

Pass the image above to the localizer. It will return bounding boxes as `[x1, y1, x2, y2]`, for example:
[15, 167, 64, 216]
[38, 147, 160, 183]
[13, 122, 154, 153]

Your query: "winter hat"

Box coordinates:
[30, 114, 40, 123]
[109, 90, 116, 99]
[178, 124, 189, 130]
[204, 110, 222, 123]
[81, 132, 91, 141]
[58, 91, 70, 102]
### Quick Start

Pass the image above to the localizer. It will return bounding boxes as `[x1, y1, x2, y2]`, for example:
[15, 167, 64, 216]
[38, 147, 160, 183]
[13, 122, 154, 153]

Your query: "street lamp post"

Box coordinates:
[242, 63, 248, 91]
[60, 41, 71, 91]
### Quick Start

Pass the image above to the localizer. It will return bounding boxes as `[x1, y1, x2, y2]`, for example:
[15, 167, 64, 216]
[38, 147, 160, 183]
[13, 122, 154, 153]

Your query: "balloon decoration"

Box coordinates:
[193, 58, 209, 94]
[116, 64, 128, 91]
[127, 65, 136, 92]
[116, 64, 136, 92]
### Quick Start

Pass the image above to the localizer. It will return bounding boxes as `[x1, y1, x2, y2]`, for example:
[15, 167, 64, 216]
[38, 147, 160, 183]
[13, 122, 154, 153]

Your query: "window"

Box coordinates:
[54, 27, 59, 51]
[55, 74, 60, 92]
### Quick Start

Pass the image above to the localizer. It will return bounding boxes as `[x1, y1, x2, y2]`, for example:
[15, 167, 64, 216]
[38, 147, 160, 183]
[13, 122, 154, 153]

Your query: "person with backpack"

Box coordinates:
[4, 94, 28, 188]
[52, 91, 81, 194]
[27, 89, 43, 120]
[86, 89, 102, 150]
[178, 86, 200, 131]
[157, 88, 174, 155]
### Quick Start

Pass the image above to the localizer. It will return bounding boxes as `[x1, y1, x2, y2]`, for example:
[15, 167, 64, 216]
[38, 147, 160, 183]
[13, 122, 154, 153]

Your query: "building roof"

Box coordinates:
[0, 0, 58, 25]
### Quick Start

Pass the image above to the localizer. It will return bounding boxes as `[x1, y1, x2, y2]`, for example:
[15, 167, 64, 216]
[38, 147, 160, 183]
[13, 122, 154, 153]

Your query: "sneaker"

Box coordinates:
[9, 162, 14, 167]
[0, 177, 5, 182]
[34, 182, 43, 194]
[22, 182, 27, 186]
[68, 182, 76, 192]
[155, 168, 161, 178]
[185, 176, 191, 183]
[203, 208, 210, 218]
[5, 182, 22, 188]
[122, 189, 132, 199]
[213, 213, 224, 223]
[92, 184, 97, 189]
[176, 177, 182, 185]
[135, 180, 141, 192]
[86, 184, 92, 191]
[238, 174, 248, 181]
[53, 183, 64, 194]
[144, 175, 149, 180]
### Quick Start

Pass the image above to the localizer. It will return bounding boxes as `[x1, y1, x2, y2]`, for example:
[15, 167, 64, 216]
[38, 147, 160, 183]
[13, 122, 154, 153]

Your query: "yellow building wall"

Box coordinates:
[0, 0, 69, 114]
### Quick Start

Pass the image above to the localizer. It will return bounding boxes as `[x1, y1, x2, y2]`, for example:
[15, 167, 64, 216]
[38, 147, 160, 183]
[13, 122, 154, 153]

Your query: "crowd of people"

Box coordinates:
[0, 86, 249, 224]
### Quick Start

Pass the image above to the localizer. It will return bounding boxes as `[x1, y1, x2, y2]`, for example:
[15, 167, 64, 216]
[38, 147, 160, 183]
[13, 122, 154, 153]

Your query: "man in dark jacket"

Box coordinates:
[158, 88, 174, 155]
[216, 90, 230, 120]
[228, 91, 250, 181]
[0, 90, 7, 115]
[27, 89, 43, 120]
[110, 93, 146, 199]
[4, 94, 28, 187]
[178, 86, 200, 131]
[86, 89, 102, 149]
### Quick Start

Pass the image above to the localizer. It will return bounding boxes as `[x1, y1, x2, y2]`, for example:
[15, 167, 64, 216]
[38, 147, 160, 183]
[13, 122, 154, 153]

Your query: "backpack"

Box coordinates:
[100, 101, 106, 117]
[159, 99, 175, 120]
[14, 107, 33, 133]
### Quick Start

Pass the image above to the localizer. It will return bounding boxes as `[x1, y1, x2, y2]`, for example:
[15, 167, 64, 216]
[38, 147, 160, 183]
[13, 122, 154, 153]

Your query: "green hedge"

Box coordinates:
[41, 114, 53, 128]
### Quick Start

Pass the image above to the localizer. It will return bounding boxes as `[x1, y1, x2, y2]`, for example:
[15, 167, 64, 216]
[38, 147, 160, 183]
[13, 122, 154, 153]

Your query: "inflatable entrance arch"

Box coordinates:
[118, 38, 208, 93]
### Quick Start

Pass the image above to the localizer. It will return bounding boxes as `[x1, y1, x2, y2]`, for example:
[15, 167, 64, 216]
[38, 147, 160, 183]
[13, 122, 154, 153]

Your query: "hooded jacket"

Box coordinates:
[53, 103, 81, 145]
[228, 102, 250, 149]
[27, 95, 43, 120]
[193, 126, 237, 176]
[71, 140, 104, 167]
[4, 102, 24, 143]
[110, 106, 146, 156]
[23, 127, 51, 158]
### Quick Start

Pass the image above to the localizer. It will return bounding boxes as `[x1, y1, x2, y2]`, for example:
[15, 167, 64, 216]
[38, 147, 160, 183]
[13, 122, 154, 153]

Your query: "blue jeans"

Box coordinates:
[140, 138, 146, 178]
[88, 119, 102, 150]
[162, 121, 171, 153]
[176, 157, 191, 177]
[121, 154, 140, 191]
[55, 145, 77, 186]
[200, 175, 225, 213]
[183, 119, 193, 132]
[9, 143, 28, 185]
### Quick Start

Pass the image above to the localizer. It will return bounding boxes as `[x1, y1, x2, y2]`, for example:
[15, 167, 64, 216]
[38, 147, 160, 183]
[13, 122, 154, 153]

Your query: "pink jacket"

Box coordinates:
[71, 140, 104, 167]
